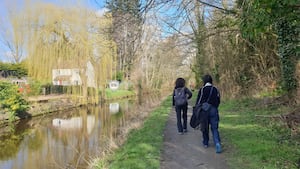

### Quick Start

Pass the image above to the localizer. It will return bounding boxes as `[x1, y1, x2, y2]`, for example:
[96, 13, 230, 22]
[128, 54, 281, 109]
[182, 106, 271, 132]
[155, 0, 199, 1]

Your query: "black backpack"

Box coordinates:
[174, 87, 187, 106]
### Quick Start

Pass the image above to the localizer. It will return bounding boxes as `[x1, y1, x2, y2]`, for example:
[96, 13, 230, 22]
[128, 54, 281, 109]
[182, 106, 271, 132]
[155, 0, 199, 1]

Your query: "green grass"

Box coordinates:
[105, 89, 136, 100]
[94, 96, 172, 169]
[93, 92, 300, 169]
[219, 98, 300, 169]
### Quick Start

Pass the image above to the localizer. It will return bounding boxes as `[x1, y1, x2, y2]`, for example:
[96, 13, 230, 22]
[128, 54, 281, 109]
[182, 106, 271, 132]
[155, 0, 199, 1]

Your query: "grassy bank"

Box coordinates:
[220, 98, 300, 169]
[93, 96, 172, 169]
[105, 89, 136, 100]
[92, 94, 299, 169]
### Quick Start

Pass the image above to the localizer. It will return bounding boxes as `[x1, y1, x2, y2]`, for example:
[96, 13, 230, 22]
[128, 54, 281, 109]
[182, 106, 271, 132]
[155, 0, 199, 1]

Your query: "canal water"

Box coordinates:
[0, 94, 162, 169]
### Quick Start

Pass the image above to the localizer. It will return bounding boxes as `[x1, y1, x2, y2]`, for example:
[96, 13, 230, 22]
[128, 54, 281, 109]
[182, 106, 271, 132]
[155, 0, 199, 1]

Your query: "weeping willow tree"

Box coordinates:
[92, 12, 118, 98]
[21, 2, 116, 103]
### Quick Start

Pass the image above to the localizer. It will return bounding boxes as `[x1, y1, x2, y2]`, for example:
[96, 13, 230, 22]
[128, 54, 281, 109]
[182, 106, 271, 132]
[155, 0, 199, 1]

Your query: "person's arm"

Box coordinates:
[172, 89, 175, 106]
[185, 87, 193, 99]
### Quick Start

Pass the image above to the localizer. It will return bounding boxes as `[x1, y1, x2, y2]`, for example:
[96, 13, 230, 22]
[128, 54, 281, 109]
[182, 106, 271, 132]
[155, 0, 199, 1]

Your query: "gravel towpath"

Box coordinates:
[160, 105, 229, 169]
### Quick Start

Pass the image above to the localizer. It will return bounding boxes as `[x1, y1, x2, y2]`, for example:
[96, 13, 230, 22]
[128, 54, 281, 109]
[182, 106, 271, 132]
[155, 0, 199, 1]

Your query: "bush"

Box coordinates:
[115, 71, 124, 82]
[28, 80, 43, 96]
[0, 81, 29, 121]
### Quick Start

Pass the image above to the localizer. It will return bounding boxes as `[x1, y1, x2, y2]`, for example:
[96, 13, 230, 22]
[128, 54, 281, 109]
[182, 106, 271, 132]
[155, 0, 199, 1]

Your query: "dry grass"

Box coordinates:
[88, 97, 164, 169]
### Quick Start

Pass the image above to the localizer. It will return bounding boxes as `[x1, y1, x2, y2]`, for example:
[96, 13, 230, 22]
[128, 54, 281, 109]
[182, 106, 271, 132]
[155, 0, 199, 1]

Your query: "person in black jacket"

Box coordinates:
[173, 78, 193, 135]
[195, 74, 222, 153]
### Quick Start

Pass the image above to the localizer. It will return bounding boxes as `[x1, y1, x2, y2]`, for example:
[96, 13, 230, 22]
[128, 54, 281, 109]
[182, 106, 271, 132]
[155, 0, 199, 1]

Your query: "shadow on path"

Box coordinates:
[160, 105, 229, 169]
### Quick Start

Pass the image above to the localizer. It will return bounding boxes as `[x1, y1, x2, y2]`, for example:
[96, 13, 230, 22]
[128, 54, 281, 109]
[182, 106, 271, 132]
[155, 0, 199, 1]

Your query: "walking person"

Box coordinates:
[173, 78, 193, 135]
[195, 74, 222, 153]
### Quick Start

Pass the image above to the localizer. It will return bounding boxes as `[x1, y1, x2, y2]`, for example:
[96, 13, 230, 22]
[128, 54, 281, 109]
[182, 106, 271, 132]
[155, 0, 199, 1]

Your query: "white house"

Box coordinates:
[52, 69, 82, 86]
[52, 61, 96, 87]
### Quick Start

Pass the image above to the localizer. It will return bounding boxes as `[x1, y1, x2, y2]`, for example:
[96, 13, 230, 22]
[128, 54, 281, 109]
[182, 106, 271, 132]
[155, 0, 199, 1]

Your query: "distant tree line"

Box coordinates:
[1, 0, 298, 100]
[139, 0, 299, 99]
[0, 62, 27, 78]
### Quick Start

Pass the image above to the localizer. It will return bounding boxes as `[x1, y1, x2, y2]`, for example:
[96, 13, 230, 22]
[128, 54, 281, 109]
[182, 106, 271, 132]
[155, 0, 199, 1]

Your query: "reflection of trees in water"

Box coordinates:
[0, 119, 44, 160]
[50, 109, 83, 146]
[27, 129, 44, 151]
[0, 134, 23, 160]
[44, 107, 98, 168]
[0, 94, 163, 168]
[96, 93, 163, 159]
[138, 92, 161, 106]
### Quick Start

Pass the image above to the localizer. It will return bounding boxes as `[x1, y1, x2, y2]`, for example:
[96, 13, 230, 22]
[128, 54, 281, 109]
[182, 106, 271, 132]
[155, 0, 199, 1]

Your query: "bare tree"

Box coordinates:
[105, 0, 143, 80]
[0, 7, 26, 63]
[132, 10, 193, 90]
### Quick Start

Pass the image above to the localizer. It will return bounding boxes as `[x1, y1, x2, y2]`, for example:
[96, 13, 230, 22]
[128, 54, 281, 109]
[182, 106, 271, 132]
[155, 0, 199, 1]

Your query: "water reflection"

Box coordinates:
[109, 103, 119, 114]
[0, 93, 161, 169]
[52, 116, 96, 135]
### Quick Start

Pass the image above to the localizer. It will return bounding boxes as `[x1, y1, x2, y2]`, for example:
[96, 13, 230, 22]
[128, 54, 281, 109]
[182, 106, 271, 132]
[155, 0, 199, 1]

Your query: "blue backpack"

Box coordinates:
[174, 87, 187, 106]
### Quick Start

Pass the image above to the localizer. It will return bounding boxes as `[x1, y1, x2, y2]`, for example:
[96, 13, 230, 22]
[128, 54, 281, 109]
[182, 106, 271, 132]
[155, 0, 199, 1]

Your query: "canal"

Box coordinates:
[0, 93, 162, 169]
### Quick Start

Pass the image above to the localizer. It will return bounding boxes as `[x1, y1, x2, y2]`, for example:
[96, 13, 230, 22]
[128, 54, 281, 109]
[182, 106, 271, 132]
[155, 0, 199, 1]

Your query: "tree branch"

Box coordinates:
[197, 0, 236, 14]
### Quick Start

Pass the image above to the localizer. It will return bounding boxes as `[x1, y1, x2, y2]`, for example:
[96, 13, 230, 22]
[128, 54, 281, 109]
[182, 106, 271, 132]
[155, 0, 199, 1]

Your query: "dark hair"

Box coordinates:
[202, 74, 212, 85]
[175, 78, 186, 88]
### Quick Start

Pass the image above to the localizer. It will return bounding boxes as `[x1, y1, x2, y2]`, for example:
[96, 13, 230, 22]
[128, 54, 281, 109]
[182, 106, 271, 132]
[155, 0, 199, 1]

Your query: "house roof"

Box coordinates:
[54, 75, 72, 81]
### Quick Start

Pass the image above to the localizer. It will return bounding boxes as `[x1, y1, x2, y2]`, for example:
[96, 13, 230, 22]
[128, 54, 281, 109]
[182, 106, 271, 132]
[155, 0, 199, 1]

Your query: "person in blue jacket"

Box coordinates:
[173, 77, 192, 135]
[195, 74, 222, 153]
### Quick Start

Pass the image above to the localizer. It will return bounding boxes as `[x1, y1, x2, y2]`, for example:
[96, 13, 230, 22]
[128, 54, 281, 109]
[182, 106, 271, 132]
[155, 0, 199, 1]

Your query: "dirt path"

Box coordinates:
[160, 105, 229, 169]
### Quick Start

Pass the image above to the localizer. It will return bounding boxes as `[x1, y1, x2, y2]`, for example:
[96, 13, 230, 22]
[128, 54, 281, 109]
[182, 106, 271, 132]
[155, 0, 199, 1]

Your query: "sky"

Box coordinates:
[0, 0, 106, 63]
[0, 0, 223, 63]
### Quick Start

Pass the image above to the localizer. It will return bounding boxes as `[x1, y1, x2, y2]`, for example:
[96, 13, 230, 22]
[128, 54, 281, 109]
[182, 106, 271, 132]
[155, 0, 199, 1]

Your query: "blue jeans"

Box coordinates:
[202, 106, 221, 146]
[175, 104, 188, 132]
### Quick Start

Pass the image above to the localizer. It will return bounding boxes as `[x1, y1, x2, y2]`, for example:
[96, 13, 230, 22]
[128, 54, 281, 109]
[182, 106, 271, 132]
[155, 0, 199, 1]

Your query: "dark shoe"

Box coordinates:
[183, 129, 188, 133]
[203, 144, 208, 148]
[216, 143, 222, 153]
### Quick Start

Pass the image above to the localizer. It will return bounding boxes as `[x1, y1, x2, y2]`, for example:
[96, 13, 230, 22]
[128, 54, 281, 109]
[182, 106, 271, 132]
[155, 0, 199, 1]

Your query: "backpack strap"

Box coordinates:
[206, 86, 213, 102]
[197, 86, 213, 105]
